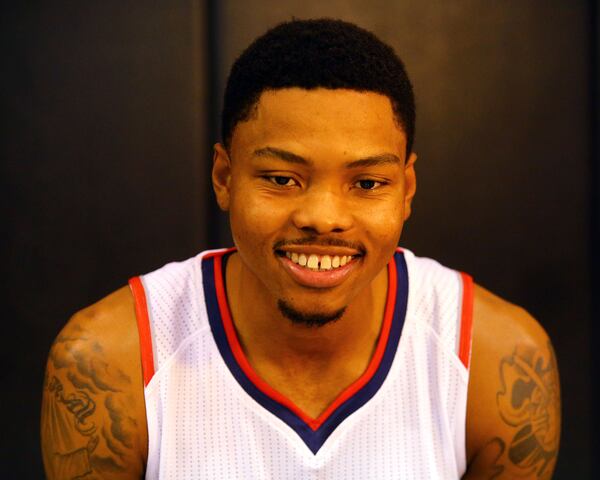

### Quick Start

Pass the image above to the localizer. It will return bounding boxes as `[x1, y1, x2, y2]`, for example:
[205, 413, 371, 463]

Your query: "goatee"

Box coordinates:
[277, 299, 346, 327]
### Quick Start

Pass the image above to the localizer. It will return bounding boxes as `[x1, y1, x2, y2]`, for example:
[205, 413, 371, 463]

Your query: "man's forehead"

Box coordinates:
[231, 88, 407, 157]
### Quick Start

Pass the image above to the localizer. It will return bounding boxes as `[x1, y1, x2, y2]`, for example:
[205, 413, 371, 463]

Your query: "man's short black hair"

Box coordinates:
[221, 18, 416, 156]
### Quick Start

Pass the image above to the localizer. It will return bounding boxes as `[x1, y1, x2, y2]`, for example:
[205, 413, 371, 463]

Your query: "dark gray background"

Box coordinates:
[2, 1, 597, 478]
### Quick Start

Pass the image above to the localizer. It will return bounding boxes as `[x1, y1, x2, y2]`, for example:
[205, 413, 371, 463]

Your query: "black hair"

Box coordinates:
[221, 18, 416, 155]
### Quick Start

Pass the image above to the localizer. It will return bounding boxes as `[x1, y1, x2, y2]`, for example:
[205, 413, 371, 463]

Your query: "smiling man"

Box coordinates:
[41, 19, 561, 479]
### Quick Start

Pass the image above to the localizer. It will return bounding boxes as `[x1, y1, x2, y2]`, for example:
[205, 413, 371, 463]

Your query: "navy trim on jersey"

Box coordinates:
[202, 251, 408, 454]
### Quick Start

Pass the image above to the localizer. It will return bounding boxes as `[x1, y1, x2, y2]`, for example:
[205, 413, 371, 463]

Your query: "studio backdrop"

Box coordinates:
[2, 1, 595, 478]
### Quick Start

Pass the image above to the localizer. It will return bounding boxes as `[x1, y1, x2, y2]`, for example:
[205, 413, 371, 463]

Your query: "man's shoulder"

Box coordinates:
[470, 283, 555, 415]
[463, 284, 560, 479]
[472, 284, 549, 348]
[72, 285, 136, 332]
[61, 286, 140, 361]
[41, 287, 148, 479]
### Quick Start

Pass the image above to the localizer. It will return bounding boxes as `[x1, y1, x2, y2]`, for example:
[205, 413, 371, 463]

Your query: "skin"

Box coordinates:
[213, 89, 415, 417]
[41, 88, 560, 479]
[41, 287, 147, 479]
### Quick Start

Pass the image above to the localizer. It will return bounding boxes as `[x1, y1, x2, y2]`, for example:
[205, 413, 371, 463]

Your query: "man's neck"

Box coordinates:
[224, 252, 389, 376]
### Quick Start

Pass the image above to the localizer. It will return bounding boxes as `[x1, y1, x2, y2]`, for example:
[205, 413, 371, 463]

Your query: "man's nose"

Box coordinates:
[290, 186, 353, 235]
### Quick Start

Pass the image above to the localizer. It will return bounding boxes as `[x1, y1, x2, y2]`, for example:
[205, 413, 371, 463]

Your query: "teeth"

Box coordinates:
[320, 255, 332, 270]
[284, 252, 355, 271]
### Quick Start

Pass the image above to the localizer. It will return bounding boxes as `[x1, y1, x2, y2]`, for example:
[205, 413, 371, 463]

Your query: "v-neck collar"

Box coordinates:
[202, 249, 408, 454]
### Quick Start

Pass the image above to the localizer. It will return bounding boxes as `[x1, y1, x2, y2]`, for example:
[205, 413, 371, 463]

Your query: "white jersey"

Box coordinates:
[129, 248, 474, 479]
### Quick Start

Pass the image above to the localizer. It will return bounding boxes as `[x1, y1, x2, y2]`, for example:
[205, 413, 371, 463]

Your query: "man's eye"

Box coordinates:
[356, 179, 381, 190]
[268, 176, 296, 187]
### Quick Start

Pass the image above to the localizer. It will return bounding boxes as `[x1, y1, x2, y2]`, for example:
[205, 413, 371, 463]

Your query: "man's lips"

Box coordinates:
[276, 245, 362, 257]
[276, 252, 361, 288]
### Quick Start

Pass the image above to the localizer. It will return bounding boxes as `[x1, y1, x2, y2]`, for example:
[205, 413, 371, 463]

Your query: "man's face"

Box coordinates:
[213, 88, 416, 322]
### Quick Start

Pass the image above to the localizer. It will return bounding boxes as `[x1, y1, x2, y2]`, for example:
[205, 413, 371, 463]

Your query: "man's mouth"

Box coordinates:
[281, 251, 356, 271]
[274, 247, 363, 288]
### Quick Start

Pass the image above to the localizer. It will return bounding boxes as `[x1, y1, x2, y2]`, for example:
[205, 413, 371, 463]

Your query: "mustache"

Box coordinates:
[273, 237, 366, 253]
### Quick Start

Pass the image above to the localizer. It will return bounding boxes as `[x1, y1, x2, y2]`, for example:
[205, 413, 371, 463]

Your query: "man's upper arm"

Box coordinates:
[463, 285, 561, 480]
[41, 287, 148, 480]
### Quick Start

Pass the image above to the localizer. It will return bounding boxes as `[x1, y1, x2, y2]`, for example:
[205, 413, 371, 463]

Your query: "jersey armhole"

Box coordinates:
[458, 272, 474, 370]
[129, 276, 156, 387]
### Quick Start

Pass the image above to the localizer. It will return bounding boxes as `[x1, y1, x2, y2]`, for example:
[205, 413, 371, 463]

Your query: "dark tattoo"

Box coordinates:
[42, 375, 99, 478]
[475, 438, 506, 480]
[47, 376, 97, 436]
[42, 325, 137, 479]
[105, 395, 135, 449]
[492, 341, 560, 479]
[102, 425, 126, 458]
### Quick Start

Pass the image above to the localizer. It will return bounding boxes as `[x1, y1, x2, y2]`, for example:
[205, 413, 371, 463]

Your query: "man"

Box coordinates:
[41, 19, 560, 479]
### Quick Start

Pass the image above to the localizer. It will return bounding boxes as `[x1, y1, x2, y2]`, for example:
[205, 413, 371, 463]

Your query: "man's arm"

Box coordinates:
[41, 287, 148, 479]
[463, 285, 561, 480]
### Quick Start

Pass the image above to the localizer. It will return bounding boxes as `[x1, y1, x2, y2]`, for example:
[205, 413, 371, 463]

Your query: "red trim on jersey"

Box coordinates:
[458, 272, 474, 369]
[202, 247, 237, 260]
[213, 252, 397, 431]
[129, 276, 156, 387]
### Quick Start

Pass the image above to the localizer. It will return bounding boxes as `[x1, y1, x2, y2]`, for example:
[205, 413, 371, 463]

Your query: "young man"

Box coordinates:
[41, 19, 560, 479]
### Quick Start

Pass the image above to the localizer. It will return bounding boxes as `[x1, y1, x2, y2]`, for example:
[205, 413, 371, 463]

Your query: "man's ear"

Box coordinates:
[403, 152, 417, 221]
[212, 143, 232, 211]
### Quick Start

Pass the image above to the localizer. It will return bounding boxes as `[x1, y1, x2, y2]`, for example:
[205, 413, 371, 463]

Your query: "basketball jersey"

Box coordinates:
[129, 248, 474, 479]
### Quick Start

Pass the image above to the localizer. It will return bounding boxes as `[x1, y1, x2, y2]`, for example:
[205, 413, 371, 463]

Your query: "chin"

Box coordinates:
[277, 299, 346, 328]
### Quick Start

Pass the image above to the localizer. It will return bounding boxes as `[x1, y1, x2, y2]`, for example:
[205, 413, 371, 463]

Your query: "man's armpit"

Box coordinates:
[41, 323, 138, 479]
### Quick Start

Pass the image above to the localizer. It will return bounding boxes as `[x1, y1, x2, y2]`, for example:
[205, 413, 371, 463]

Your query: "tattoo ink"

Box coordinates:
[496, 342, 560, 478]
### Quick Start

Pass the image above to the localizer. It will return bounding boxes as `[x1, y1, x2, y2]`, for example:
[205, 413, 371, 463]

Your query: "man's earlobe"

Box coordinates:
[403, 152, 417, 221]
[212, 143, 232, 211]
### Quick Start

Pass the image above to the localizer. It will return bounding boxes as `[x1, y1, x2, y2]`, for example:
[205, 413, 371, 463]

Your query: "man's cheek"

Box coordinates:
[241, 201, 287, 231]
[231, 212, 277, 248]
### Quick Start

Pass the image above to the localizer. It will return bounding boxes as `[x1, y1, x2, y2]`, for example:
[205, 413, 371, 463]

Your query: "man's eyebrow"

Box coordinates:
[253, 147, 311, 165]
[253, 147, 400, 168]
[344, 154, 401, 168]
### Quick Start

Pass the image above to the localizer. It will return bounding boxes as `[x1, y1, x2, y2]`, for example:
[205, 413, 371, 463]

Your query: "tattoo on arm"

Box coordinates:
[488, 341, 560, 479]
[41, 325, 138, 479]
